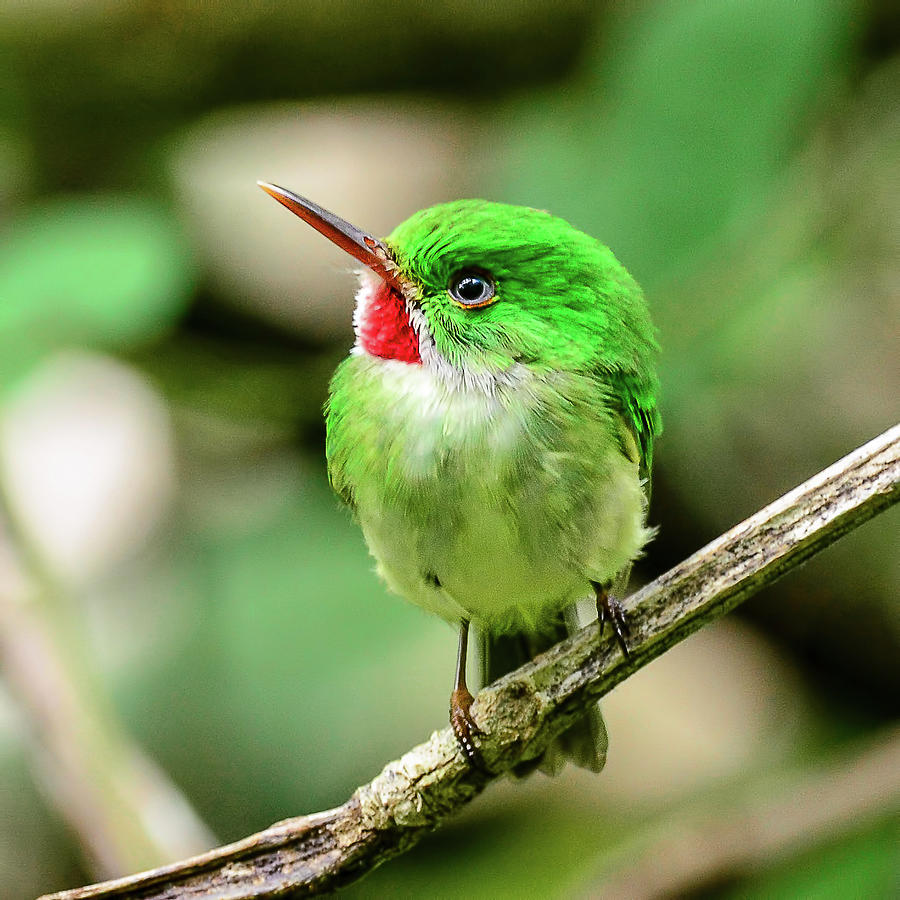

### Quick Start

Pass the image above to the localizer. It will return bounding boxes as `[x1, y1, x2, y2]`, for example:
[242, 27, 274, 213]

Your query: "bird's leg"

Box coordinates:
[449, 619, 485, 769]
[593, 581, 631, 658]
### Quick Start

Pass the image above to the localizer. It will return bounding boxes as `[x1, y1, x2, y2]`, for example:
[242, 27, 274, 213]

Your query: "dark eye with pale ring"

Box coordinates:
[448, 270, 496, 308]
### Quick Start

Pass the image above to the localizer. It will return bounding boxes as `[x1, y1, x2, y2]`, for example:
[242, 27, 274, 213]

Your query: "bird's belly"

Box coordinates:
[327, 356, 649, 632]
[357, 486, 588, 631]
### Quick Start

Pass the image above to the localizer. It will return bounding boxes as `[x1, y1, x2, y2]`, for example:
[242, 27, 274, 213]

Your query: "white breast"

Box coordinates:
[342, 356, 651, 634]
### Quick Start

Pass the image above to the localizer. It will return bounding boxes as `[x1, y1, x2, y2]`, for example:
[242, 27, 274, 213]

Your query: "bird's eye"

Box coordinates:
[448, 270, 497, 309]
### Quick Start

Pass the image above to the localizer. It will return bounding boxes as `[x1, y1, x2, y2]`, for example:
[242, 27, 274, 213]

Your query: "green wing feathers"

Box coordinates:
[609, 369, 661, 482]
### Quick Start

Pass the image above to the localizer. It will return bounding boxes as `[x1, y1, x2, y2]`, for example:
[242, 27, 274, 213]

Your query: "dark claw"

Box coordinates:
[450, 687, 488, 772]
[595, 586, 631, 658]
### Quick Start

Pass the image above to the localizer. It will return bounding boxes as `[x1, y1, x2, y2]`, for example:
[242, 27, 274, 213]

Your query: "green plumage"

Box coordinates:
[324, 199, 661, 773]
[387, 201, 660, 465]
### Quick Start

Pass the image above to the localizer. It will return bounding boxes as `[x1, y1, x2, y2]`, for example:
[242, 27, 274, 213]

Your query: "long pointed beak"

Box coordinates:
[257, 182, 403, 291]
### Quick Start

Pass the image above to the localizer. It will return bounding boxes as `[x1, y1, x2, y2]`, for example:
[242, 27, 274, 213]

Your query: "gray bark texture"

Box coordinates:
[41, 423, 900, 899]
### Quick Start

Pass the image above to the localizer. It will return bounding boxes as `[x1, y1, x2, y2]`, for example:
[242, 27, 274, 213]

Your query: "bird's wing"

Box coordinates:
[605, 372, 660, 600]
[328, 468, 355, 511]
[608, 369, 661, 487]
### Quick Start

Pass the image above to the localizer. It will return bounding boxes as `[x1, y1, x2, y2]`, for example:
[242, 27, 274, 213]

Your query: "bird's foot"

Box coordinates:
[450, 687, 486, 772]
[594, 584, 631, 658]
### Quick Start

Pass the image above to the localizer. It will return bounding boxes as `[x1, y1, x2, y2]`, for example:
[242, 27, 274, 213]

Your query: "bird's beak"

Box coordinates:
[257, 182, 404, 292]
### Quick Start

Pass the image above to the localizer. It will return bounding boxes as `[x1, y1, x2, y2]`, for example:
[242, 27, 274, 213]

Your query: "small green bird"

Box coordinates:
[259, 182, 660, 774]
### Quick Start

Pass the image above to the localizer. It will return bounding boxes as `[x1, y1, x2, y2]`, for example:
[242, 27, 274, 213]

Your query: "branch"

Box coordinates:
[41, 423, 900, 899]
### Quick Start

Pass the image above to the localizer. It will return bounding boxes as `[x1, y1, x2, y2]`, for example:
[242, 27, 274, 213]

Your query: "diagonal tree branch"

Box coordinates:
[41, 423, 900, 900]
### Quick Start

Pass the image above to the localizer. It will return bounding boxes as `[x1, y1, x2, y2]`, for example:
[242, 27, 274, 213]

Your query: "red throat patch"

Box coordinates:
[358, 281, 422, 364]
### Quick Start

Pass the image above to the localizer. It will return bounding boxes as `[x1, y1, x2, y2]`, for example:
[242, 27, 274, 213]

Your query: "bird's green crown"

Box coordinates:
[387, 200, 653, 372]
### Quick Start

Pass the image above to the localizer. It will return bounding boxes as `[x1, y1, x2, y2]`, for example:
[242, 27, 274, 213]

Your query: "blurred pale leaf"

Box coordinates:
[0, 353, 176, 584]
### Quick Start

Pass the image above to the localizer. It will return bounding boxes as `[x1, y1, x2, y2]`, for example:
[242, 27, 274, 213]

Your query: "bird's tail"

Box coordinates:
[478, 608, 608, 777]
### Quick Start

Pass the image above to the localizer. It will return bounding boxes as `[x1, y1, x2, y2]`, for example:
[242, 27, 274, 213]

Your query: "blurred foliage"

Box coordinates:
[123, 459, 452, 831]
[0, 0, 596, 191]
[0, 196, 192, 394]
[501, 0, 859, 280]
[728, 817, 899, 900]
[0, 1, 897, 898]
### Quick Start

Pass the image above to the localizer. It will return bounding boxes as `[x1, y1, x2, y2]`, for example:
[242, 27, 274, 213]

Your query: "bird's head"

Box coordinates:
[259, 184, 655, 381]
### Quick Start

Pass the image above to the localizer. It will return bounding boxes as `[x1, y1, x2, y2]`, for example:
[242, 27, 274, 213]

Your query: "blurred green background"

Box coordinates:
[1, 1, 897, 897]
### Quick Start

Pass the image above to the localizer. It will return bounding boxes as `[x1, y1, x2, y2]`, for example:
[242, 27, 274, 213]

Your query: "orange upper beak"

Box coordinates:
[257, 182, 404, 292]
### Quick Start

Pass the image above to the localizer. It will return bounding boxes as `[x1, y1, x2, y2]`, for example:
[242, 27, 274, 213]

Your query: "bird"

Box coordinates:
[258, 182, 661, 774]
